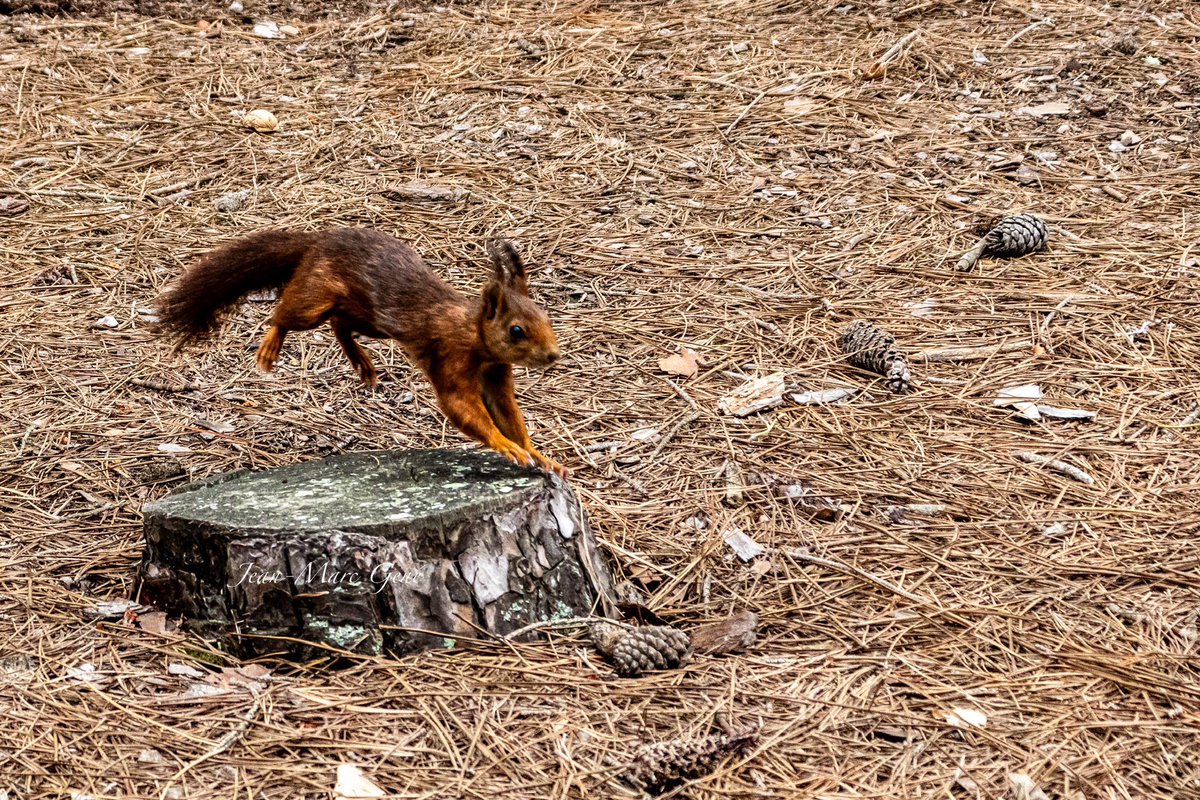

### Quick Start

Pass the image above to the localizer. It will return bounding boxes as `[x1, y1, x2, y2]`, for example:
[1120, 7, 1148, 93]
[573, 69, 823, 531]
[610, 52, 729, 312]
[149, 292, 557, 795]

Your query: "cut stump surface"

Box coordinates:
[138, 449, 615, 657]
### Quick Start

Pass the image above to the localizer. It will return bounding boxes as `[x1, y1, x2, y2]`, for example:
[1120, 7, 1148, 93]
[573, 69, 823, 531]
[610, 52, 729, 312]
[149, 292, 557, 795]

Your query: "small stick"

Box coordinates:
[725, 89, 767, 134]
[662, 377, 700, 410]
[915, 340, 1032, 362]
[1162, 405, 1199, 442]
[1002, 17, 1053, 49]
[162, 689, 263, 796]
[955, 238, 988, 272]
[23, 188, 142, 203]
[863, 29, 921, 79]
[502, 615, 632, 641]
[1017, 452, 1095, 485]
[642, 410, 702, 466]
[130, 378, 200, 393]
[777, 547, 937, 607]
[614, 470, 651, 496]
[749, 316, 783, 336]
[1038, 296, 1073, 353]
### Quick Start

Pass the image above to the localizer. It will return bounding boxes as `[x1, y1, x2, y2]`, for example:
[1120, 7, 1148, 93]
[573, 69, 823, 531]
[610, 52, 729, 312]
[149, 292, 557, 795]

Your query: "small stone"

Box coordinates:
[243, 109, 278, 132]
[1015, 165, 1038, 184]
[1109, 140, 1127, 153]
[516, 38, 543, 57]
[279, 24, 299, 36]
[252, 21, 282, 39]
[228, 0, 243, 12]
[95, 315, 119, 329]
[1111, 32, 1137, 55]
[1119, 130, 1141, 146]
[1144, 55, 1162, 66]
[213, 189, 251, 213]
[138, 749, 163, 763]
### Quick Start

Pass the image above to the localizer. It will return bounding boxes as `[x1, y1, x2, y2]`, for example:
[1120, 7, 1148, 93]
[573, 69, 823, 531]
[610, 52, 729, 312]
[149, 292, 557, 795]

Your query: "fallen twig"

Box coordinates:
[915, 340, 1032, 362]
[130, 378, 200, 393]
[1037, 296, 1073, 352]
[502, 615, 630, 641]
[863, 29, 921, 80]
[777, 547, 937, 607]
[162, 689, 263, 797]
[1003, 17, 1053, 49]
[642, 410, 702, 466]
[1017, 452, 1095, 485]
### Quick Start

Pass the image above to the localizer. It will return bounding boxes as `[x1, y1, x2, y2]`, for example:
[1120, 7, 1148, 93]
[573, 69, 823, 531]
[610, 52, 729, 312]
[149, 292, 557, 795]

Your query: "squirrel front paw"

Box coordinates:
[493, 440, 536, 470]
[529, 447, 570, 479]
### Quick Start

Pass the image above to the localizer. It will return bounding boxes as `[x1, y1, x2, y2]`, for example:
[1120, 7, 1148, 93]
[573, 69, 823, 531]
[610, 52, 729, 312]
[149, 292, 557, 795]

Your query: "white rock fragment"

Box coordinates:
[168, 662, 206, 679]
[334, 764, 385, 799]
[790, 387, 856, 405]
[993, 384, 1043, 421]
[253, 21, 283, 39]
[945, 707, 988, 728]
[722, 527, 764, 562]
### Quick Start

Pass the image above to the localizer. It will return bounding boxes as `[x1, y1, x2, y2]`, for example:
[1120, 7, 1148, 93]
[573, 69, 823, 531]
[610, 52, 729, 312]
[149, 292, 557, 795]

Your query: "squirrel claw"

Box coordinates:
[529, 448, 570, 479]
[495, 442, 536, 470]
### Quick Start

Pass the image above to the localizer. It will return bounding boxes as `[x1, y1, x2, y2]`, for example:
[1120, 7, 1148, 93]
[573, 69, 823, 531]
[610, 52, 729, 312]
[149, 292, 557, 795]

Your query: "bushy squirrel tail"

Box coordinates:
[157, 230, 317, 343]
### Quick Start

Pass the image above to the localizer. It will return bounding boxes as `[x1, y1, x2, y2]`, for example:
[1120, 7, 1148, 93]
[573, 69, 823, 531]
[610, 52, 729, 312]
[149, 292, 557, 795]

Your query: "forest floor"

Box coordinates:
[2, 1, 1199, 797]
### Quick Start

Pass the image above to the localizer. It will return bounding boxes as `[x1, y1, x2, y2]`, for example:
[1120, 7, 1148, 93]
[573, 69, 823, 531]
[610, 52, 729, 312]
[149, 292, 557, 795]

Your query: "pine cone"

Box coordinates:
[957, 213, 1049, 271]
[624, 725, 759, 794]
[840, 320, 913, 394]
[590, 622, 692, 677]
[983, 214, 1049, 257]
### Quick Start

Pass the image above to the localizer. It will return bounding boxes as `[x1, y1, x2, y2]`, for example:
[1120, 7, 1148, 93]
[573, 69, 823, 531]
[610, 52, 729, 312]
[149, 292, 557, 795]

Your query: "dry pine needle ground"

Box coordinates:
[2, 1, 1199, 798]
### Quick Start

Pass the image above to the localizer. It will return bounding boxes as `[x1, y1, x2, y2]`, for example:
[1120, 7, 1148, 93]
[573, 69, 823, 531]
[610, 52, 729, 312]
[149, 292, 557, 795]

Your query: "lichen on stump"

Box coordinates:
[137, 450, 616, 658]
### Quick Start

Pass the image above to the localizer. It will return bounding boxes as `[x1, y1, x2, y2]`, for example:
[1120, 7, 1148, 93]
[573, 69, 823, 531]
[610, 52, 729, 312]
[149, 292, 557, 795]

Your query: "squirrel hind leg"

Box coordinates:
[256, 325, 286, 372]
[331, 317, 378, 387]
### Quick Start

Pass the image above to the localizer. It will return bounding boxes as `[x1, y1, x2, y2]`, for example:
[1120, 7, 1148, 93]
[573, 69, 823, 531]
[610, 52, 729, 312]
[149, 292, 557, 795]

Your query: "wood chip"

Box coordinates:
[717, 372, 786, 416]
[689, 610, 758, 655]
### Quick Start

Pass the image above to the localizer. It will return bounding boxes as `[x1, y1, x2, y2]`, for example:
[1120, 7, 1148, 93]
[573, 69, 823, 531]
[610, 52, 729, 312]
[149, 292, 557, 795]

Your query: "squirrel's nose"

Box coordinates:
[546, 351, 560, 364]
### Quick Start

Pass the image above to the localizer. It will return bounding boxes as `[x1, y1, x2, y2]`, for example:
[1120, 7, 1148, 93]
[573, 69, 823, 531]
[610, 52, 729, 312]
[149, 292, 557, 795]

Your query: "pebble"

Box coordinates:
[213, 189, 251, 213]
[252, 21, 282, 39]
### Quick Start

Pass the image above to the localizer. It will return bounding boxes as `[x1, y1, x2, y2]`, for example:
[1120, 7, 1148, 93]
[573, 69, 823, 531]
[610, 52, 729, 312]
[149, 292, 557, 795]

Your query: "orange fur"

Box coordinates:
[157, 229, 567, 477]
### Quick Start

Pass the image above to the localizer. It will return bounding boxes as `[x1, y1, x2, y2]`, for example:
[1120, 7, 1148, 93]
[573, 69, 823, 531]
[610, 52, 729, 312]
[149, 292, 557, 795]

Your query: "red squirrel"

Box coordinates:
[156, 228, 567, 477]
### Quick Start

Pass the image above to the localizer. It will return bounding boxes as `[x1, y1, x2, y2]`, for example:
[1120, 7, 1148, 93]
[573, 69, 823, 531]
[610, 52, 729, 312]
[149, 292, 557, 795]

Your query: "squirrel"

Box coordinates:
[156, 228, 567, 478]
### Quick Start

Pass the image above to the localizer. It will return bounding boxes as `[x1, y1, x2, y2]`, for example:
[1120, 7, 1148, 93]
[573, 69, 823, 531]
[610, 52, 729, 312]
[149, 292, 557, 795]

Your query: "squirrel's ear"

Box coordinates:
[482, 277, 506, 320]
[487, 239, 530, 295]
[486, 239, 508, 283]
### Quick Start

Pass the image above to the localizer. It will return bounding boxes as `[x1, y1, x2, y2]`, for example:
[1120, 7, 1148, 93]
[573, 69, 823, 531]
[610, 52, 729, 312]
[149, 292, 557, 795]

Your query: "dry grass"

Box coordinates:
[3, 0, 1200, 797]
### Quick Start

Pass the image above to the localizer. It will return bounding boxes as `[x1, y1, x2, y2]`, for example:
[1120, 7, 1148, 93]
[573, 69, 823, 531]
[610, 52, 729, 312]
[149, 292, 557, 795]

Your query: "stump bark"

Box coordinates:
[137, 449, 616, 658]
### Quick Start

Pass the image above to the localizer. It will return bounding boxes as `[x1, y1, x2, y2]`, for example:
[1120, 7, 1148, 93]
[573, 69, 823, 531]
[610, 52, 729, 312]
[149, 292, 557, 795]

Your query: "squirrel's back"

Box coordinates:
[157, 228, 460, 344]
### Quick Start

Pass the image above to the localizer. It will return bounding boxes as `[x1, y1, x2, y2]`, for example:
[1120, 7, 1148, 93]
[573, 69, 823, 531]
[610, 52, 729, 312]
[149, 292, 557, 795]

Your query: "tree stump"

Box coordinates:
[137, 450, 617, 658]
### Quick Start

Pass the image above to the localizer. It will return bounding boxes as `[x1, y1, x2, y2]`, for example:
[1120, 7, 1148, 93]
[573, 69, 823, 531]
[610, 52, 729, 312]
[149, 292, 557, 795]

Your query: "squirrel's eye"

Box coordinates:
[509, 325, 526, 342]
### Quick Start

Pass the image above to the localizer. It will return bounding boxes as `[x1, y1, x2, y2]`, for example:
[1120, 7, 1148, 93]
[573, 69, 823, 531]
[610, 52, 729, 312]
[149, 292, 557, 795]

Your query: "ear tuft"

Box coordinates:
[486, 238, 529, 294]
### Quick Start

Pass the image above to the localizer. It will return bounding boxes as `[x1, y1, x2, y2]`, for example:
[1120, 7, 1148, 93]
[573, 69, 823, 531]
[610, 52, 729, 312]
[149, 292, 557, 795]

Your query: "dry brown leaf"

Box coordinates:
[750, 558, 774, 576]
[658, 347, 700, 378]
[137, 611, 173, 635]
